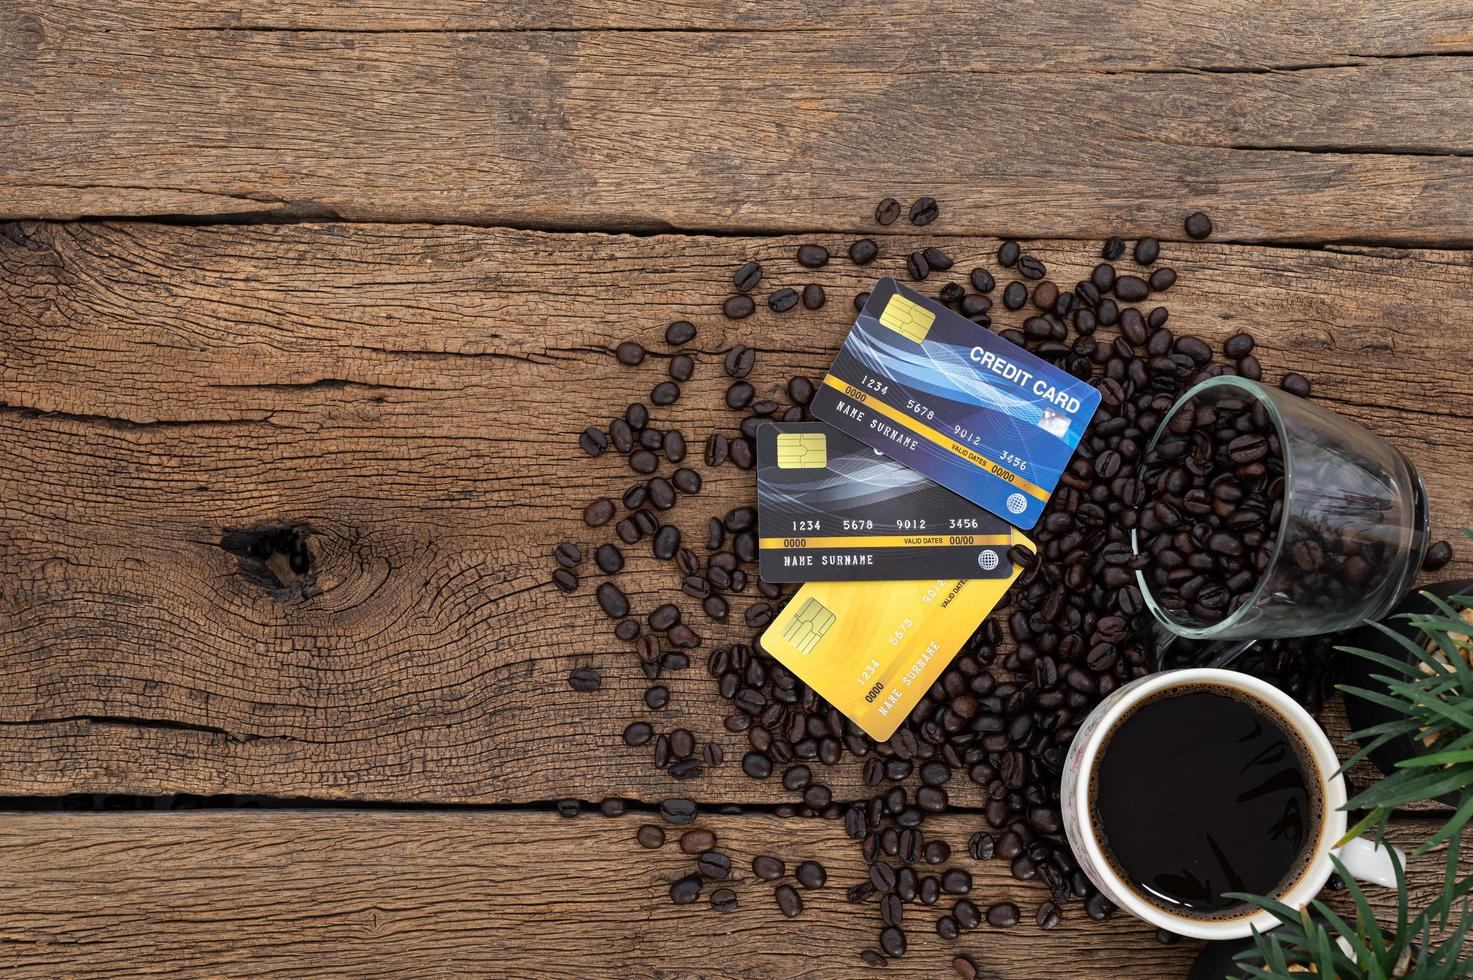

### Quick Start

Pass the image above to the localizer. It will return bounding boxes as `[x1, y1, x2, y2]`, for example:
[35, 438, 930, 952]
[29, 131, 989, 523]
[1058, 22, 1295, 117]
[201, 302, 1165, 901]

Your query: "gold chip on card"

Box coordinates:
[877, 292, 934, 343]
[782, 597, 835, 654]
[776, 432, 828, 469]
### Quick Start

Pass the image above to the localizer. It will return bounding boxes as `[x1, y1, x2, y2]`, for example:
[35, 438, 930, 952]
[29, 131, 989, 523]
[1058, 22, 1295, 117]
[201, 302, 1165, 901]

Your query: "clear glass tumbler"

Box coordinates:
[1133, 376, 1429, 642]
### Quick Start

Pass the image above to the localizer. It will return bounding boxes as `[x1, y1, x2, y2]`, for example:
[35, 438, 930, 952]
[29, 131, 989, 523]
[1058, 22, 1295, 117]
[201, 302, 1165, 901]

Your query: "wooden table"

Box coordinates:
[3, 1, 1473, 975]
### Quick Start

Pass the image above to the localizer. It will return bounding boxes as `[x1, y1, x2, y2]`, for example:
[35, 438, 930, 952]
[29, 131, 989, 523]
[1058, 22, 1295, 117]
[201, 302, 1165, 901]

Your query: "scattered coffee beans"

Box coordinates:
[554, 206, 1350, 967]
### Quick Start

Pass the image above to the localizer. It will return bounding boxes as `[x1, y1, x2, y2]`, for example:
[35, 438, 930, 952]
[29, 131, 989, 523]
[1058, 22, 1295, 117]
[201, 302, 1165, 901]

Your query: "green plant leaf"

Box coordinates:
[1397, 748, 1473, 766]
[1348, 766, 1473, 808]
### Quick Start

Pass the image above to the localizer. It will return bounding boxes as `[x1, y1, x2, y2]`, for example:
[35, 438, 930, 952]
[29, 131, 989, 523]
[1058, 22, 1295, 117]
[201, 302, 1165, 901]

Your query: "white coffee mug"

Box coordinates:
[1060, 667, 1401, 941]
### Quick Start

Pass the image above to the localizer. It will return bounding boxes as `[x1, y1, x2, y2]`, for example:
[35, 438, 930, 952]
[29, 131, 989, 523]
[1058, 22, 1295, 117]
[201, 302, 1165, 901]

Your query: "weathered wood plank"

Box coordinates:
[0, 810, 1465, 978]
[23, 0, 1473, 45]
[1, 221, 1469, 803]
[3, 5, 1473, 240]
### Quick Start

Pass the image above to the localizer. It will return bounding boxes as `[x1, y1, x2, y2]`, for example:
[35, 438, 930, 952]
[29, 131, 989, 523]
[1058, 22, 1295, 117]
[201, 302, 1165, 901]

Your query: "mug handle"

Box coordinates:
[1331, 836, 1403, 888]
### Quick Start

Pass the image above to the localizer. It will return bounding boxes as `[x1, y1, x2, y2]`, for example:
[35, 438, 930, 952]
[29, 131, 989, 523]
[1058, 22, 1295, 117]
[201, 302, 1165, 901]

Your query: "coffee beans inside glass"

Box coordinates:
[1132, 377, 1429, 643]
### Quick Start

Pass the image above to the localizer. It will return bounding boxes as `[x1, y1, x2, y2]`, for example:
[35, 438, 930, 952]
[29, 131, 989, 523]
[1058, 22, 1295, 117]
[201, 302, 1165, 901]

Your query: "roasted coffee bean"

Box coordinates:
[665, 321, 696, 346]
[650, 383, 680, 408]
[909, 197, 938, 225]
[649, 603, 681, 632]
[954, 899, 981, 930]
[723, 294, 756, 319]
[1238, 354, 1262, 380]
[1102, 235, 1126, 259]
[708, 887, 738, 913]
[775, 884, 803, 918]
[610, 419, 634, 454]
[580, 426, 608, 457]
[1114, 275, 1148, 302]
[721, 346, 755, 381]
[967, 832, 994, 861]
[796, 861, 827, 889]
[698, 852, 732, 878]
[1148, 267, 1177, 292]
[1002, 281, 1027, 310]
[1084, 892, 1116, 920]
[644, 686, 669, 710]
[614, 619, 639, 641]
[969, 267, 995, 293]
[796, 243, 830, 269]
[802, 283, 826, 310]
[551, 568, 577, 592]
[584, 498, 615, 527]
[664, 430, 686, 463]
[670, 874, 702, 905]
[742, 752, 772, 779]
[997, 241, 1020, 267]
[953, 953, 980, 979]
[1032, 280, 1059, 311]
[906, 251, 931, 281]
[704, 433, 729, 467]
[555, 542, 582, 568]
[652, 525, 681, 560]
[624, 722, 653, 746]
[935, 915, 959, 940]
[647, 478, 675, 510]
[921, 246, 954, 272]
[568, 667, 601, 691]
[672, 830, 715, 857]
[753, 855, 785, 880]
[1224, 332, 1255, 359]
[636, 824, 665, 848]
[880, 926, 907, 956]
[850, 238, 879, 265]
[768, 287, 800, 313]
[726, 382, 754, 410]
[960, 293, 992, 318]
[673, 468, 701, 494]
[1134, 237, 1160, 266]
[875, 198, 901, 225]
[1037, 900, 1063, 929]
[733, 260, 763, 292]
[660, 798, 697, 824]
[744, 603, 772, 628]
[941, 869, 972, 894]
[1017, 256, 1046, 280]
[1185, 210, 1213, 239]
[939, 281, 965, 305]
[595, 582, 629, 619]
[986, 902, 1020, 928]
[1281, 372, 1311, 397]
[1423, 539, 1454, 571]
[615, 340, 646, 366]
[668, 354, 694, 382]
[729, 438, 754, 469]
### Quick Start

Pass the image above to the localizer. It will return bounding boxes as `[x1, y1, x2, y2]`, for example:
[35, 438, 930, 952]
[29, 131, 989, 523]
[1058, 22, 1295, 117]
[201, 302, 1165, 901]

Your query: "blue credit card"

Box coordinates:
[809, 277, 1100, 530]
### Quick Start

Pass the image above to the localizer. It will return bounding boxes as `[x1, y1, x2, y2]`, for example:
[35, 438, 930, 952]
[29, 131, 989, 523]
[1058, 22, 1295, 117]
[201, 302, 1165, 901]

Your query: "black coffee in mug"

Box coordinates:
[1090, 683, 1322, 918]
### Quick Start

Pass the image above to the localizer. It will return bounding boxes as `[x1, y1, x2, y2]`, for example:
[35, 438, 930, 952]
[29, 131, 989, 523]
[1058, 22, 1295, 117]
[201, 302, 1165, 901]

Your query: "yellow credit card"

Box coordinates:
[759, 559, 1029, 742]
[877, 292, 935, 343]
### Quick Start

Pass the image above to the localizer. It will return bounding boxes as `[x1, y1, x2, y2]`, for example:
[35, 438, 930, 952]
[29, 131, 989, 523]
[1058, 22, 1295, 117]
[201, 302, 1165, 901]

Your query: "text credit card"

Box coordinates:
[809, 277, 1100, 529]
[756, 421, 1024, 582]
[758, 568, 1028, 742]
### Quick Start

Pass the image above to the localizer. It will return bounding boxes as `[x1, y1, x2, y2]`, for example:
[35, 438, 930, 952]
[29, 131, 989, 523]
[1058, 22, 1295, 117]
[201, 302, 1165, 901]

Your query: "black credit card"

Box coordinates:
[756, 422, 1023, 582]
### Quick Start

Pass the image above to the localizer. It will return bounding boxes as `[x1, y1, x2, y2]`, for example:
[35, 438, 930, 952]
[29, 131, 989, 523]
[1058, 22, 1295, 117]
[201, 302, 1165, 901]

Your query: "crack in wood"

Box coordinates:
[0, 715, 298, 743]
[0, 401, 275, 430]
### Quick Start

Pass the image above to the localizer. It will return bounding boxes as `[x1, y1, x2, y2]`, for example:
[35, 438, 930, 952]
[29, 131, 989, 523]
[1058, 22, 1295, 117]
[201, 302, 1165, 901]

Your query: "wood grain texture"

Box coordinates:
[1, 220, 1469, 803]
[3, 3, 1473, 241]
[0, 810, 1467, 978]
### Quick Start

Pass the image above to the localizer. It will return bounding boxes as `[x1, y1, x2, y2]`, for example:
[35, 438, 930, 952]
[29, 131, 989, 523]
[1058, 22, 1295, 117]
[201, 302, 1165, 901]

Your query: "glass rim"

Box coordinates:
[1132, 375, 1291, 641]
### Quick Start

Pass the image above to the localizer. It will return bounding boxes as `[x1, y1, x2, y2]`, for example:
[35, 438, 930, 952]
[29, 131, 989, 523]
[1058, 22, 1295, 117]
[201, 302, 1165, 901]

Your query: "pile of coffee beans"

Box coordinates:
[1135, 388, 1287, 625]
[550, 201, 1451, 970]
